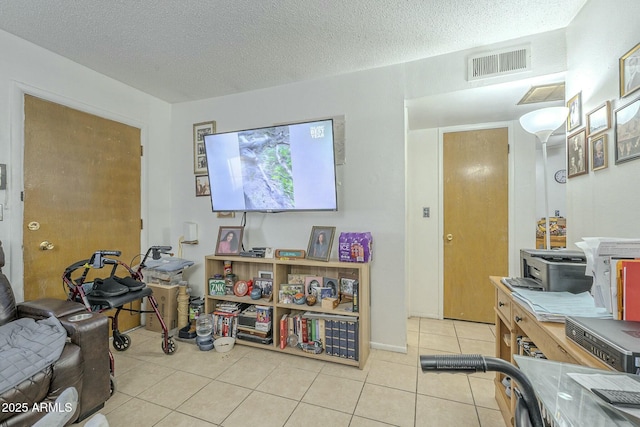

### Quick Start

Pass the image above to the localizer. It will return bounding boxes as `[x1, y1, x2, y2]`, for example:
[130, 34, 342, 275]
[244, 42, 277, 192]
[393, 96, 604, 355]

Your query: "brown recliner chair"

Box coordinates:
[0, 241, 111, 426]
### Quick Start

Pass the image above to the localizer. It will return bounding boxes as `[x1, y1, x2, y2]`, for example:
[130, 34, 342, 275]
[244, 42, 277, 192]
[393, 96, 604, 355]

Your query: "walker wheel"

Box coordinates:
[162, 337, 176, 355]
[113, 333, 131, 351]
[109, 374, 117, 396]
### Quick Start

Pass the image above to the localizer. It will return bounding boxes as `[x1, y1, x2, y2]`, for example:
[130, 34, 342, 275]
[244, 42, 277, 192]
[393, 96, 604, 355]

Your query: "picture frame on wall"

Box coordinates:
[306, 226, 336, 262]
[614, 97, 640, 164]
[193, 121, 216, 174]
[195, 175, 210, 197]
[619, 42, 640, 98]
[586, 101, 611, 137]
[567, 129, 588, 178]
[590, 134, 608, 171]
[567, 92, 582, 133]
[215, 225, 243, 256]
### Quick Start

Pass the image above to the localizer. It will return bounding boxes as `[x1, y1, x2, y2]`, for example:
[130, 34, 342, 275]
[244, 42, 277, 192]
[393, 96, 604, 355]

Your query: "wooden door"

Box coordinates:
[443, 128, 508, 323]
[23, 95, 142, 331]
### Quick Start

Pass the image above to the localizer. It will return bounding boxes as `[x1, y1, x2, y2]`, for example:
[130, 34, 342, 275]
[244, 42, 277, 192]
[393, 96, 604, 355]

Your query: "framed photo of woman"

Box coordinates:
[590, 134, 608, 171]
[306, 226, 335, 261]
[620, 42, 640, 98]
[215, 226, 243, 256]
[567, 92, 582, 133]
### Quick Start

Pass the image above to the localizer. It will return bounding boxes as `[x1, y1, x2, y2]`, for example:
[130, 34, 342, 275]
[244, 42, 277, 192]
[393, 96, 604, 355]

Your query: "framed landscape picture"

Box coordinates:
[615, 97, 640, 164]
[586, 101, 611, 137]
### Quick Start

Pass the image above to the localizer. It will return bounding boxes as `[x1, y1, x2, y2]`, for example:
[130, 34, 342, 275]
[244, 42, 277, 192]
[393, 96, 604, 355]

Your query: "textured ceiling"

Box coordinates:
[0, 0, 586, 103]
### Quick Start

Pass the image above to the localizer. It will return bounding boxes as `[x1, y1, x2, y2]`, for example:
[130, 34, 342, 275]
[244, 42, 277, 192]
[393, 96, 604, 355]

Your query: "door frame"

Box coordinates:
[436, 121, 518, 318]
[8, 82, 149, 302]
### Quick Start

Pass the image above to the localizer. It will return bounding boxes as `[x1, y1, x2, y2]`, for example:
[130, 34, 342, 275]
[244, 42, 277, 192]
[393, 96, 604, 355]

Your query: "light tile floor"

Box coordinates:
[77, 317, 507, 427]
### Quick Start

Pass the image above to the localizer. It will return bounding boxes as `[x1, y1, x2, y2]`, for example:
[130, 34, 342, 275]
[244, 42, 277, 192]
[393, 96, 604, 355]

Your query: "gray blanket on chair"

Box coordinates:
[0, 316, 67, 395]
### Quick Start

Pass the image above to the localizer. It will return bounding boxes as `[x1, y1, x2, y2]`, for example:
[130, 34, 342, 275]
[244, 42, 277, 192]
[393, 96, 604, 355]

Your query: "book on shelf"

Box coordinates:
[346, 320, 358, 360]
[255, 305, 272, 332]
[279, 314, 288, 349]
[324, 320, 334, 355]
[338, 320, 348, 358]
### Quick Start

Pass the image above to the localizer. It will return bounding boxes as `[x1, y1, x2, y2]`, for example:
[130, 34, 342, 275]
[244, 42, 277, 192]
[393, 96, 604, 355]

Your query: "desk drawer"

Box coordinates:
[512, 303, 578, 364]
[496, 287, 512, 328]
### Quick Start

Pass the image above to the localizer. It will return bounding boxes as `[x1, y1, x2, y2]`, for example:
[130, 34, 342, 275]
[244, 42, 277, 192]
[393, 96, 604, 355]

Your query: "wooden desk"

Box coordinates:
[490, 276, 612, 426]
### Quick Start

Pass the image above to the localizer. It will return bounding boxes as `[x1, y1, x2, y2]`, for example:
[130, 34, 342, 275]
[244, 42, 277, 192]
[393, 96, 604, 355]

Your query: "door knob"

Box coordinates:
[39, 241, 54, 251]
[446, 234, 453, 241]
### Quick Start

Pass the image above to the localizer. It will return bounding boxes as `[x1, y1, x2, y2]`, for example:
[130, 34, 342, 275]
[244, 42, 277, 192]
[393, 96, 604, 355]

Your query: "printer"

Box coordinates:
[520, 249, 593, 293]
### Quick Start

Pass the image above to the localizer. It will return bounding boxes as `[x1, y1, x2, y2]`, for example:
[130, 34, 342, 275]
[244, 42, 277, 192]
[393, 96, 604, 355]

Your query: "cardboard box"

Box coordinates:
[145, 282, 179, 332]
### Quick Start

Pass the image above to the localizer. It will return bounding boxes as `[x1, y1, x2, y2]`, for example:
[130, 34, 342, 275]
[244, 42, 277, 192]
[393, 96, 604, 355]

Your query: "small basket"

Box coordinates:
[214, 337, 236, 353]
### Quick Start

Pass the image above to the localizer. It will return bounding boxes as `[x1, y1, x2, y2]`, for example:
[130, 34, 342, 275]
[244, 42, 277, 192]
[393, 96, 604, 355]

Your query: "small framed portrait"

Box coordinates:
[215, 226, 243, 256]
[339, 273, 358, 302]
[306, 226, 336, 262]
[620, 42, 640, 98]
[567, 92, 582, 133]
[304, 276, 323, 297]
[193, 121, 216, 174]
[586, 101, 611, 137]
[590, 134, 608, 172]
[257, 270, 273, 279]
[567, 129, 588, 178]
[195, 175, 210, 197]
[615, 97, 640, 164]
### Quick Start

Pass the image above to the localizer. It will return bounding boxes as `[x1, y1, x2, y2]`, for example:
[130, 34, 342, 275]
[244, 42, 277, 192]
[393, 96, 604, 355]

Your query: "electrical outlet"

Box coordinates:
[423, 207, 430, 218]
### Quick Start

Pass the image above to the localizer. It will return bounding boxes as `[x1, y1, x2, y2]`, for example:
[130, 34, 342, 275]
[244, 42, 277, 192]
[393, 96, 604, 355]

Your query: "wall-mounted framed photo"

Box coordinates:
[586, 101, 611, 137]
[215, 225, 243, 256]
[615, 97, 640, 164]
[620, 42, 640, 98]
[567, 129, 588, 178]
[306, 226, 336, 262]
[195, 175, 210, 197]
[590, 134, 608, 171]
[567, 92, 582, 133]
[193, 121, 216, 174]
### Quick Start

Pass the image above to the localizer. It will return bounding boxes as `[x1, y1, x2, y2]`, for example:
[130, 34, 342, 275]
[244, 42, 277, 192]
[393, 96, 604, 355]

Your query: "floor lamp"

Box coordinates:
[519, 107, 569, 250]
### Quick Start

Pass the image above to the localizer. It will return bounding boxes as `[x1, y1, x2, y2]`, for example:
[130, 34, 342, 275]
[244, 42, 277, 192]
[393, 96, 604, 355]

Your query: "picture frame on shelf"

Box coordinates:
[287, 274, 306, 284]
[306, 226, 336, 261]
[614, 97, 640, 164]
[215, 226, 243, 256]
[195, 175, 210, 197]
[257, 270, 273, 279]
[619, 42, 640, 98]
[567, 92, 582, 133]
[193, 121, 216, 174]
[323, 277, 339, 298]
[304, 276, 323, 297]
[253, 277, 274, 299]
[339, 273, 358, 302]
[567, 129, 588, 178]
[590, 134, 608, 171]
[586, 101, 611, 137]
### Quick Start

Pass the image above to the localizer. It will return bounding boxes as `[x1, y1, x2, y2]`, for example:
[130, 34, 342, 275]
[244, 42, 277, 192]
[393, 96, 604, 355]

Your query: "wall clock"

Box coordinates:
[554, 169, 567, 184]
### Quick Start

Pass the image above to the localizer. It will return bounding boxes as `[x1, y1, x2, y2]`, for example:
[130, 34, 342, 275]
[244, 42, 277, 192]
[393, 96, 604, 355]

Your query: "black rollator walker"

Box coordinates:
[63, 246, 177, 391]
[420, 354, 543, 427]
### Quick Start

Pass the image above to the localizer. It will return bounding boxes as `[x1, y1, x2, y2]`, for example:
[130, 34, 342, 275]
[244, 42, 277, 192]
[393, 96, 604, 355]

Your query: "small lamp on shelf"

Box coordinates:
[519, 106, 569, 250]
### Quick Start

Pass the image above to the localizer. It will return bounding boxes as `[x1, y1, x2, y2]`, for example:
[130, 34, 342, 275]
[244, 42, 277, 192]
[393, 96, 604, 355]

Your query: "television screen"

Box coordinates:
[203, 119, 337, 212]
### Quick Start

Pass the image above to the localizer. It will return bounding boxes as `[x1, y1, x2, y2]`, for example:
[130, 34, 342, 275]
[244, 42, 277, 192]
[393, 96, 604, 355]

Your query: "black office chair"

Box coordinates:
[420, 354, 543, 427]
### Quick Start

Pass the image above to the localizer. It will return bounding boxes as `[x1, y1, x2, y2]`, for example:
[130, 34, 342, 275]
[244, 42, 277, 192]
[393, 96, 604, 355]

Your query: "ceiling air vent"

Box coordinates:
[467, 46, 530, 81]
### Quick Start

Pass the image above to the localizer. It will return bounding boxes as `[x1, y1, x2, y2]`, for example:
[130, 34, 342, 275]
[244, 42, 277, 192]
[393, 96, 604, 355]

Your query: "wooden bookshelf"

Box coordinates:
[204, 255, 370, 368]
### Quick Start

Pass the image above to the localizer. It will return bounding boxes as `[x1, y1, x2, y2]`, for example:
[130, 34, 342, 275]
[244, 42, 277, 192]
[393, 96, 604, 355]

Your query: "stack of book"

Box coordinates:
[213, 302, 248, 338]
[237, 305, 273, 344]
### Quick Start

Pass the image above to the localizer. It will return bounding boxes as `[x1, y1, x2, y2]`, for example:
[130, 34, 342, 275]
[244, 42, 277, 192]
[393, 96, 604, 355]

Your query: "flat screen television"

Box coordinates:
[203, 119, 337, 212]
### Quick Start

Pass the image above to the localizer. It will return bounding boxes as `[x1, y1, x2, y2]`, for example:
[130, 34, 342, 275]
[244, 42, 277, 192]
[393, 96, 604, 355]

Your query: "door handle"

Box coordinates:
[446, 234, 453, 241]
[39, 241, 55, 251]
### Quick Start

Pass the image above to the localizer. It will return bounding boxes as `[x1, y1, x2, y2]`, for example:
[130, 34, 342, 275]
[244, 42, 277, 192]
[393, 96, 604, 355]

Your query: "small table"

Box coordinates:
[514, 355, 640, 426]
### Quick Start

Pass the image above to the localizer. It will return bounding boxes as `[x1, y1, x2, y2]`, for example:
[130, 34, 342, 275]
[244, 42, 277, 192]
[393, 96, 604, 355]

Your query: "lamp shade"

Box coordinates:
[519, 107, 569, 143]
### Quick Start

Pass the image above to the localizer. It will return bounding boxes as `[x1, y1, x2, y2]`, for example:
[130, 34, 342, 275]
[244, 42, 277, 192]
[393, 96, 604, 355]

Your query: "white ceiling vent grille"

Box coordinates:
[468, 46, 530, 81]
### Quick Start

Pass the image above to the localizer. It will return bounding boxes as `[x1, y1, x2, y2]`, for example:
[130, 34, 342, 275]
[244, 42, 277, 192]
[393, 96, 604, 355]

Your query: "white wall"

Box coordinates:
[565, 0, 640, 246]
[0, 29, 172, 301]
[171, 67, 408, 351]
[536, 142, 567, 220]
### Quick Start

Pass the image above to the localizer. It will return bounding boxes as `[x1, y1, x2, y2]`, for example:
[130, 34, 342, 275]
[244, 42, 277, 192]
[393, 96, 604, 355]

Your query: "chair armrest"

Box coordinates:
[17, 298, 86, 320]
